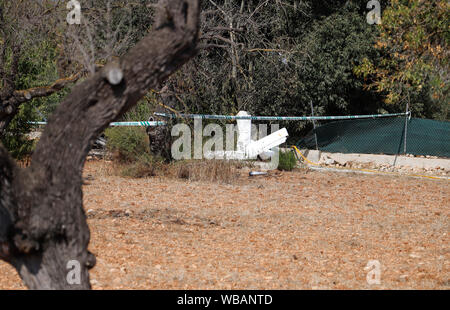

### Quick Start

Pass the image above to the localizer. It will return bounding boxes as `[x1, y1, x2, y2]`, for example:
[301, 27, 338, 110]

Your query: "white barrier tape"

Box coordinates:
[154, 112, 410, 121]
[30, 121, 166, 127]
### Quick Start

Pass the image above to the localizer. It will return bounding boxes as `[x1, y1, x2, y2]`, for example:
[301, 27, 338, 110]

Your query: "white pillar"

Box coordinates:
[236, 111, 252, 155]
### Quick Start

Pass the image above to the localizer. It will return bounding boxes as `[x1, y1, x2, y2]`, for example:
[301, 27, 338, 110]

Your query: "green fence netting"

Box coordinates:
[296, 117, 450, 158]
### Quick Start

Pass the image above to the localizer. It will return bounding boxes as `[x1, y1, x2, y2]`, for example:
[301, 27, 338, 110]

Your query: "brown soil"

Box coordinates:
[1, 160, 448, 289]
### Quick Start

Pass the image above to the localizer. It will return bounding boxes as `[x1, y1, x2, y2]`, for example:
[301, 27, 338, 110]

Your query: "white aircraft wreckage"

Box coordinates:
[204, 111, 289, 160]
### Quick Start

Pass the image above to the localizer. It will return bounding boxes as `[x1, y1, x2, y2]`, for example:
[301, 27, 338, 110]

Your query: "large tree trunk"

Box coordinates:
[0, 0, 200, 289]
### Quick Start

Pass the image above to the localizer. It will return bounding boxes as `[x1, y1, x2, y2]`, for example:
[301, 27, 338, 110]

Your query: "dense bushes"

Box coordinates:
[104, 126, 165, 178]
[277, 150, 298, 171]
[168, 1, 387, 142]
[1, 40, 63, 159]
[105, 127, 150, 163]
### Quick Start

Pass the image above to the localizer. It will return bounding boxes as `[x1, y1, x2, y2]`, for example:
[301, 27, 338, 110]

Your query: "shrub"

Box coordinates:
[104, 126, 169, 178]
[104, 121, 247, 183]
[105, 127, 150, 163]
[277, 150, 297, 171]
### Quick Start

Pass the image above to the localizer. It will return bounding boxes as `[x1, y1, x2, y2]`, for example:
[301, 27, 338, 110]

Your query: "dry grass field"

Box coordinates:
[1, 160, 448, 290]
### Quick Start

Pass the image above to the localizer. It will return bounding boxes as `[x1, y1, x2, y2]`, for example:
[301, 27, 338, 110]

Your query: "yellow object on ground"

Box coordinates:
[291, 146, 448, 181]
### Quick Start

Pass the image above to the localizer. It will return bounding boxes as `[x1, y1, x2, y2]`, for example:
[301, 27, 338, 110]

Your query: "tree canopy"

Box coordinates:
[1, 0, 448, 158]
[355, 0, 449, 120]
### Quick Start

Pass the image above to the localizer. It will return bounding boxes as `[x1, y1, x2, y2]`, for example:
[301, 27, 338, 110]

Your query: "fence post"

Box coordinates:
[310, 101, 319, 151]
[403, 93, 410, 155]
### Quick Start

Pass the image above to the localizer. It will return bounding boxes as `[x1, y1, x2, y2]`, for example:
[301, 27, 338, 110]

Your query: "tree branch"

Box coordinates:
[0, 73, 83, 133]
[201, 34, 243, 47]
[14, 73, 82, 103]
[204, 26, 244, 33]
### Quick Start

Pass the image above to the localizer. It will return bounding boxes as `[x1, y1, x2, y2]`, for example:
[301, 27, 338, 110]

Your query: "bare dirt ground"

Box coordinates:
[1, 160, 448, 290]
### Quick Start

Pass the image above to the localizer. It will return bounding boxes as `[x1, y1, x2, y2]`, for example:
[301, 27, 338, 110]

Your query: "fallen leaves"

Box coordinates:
[0, 160, 448, 290]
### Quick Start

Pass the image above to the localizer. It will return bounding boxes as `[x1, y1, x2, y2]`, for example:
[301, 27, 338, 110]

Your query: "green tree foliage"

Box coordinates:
[355, 0, 449, 120]
[1, 103, 36, 160]
[1, 40, 65, 159]
[104, 100, 154, 163]
[105, 126, 150, 163]
[168, 1, 386, 138]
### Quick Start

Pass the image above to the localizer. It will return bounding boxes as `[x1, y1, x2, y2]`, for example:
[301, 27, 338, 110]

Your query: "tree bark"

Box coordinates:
[0, 0, 200, 289]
